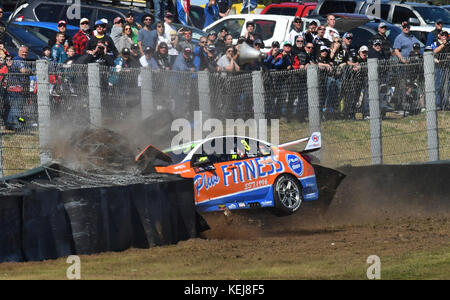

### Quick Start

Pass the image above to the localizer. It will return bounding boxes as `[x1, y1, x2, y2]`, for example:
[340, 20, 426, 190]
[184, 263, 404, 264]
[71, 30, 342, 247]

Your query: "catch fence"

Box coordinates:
[0, 52, 449, 175]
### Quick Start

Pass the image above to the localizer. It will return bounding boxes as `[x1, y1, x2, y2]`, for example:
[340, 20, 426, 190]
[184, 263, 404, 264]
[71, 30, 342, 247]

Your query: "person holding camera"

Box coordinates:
[432, 30, 450, 55]
[85, 20, 118, 59]
[243, 21, 262, 47]
[177, 28, 194, 53]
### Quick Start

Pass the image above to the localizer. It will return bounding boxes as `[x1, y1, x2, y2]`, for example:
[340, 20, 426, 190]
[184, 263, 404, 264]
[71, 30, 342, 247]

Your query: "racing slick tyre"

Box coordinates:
[273, 174, 303, 216]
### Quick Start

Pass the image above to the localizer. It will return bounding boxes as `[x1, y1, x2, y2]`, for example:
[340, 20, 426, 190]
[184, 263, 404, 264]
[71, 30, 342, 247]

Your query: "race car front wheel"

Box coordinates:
[273, 174, 303, 216]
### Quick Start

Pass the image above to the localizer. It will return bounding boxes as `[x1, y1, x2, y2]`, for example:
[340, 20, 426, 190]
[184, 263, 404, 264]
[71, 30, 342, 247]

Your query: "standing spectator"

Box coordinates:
[291, 35, 305, 56]
[293, 42, 315, 69]
[64, 46, 79, 64]
[324, 14, 339, 42]
[173, 47, 195, 71]
[52, 32, 68, 63]
[304, 21, 318, 44]
[9, 46, 31, 131]
[271, 41, 293, 70]
[207, 31, 217, 46]
[217, 45, 240, 73]
[368, 39, 385, 60]
[140, 46, 157, 68]
[72, 18, 91, 56]
[329, 38, 349, 66]
[356, 46, 369, 119]
[153, 0, 166, 20]
[0, 42, 8, 62]
[314, 25, 331, 59]
[138, 14, 157, 56]
[125, 12, 141, 44]
[288, 17, 303, 45]
[48, 20, 73, 49]
[356, 45, 368, 63]
[172, 47, 196, 118]
[85, 20, 119, 58]
[393, 21, 420, 63]
[432, 30, 450, 55]
[243, 21, 262, 46]
[217, 0, 231, 18]
[204, 0, 220, 29]
[194, 36, 209, 71]
[215, 27, 228, 52]
[177, 28, 194, 52]
[111, 17, 124, 49]
[219, 33, 233, 56]
[130, 44, 141, 67]
[292, 42, 315, 122]
[0, 55, 13, 128]
[341, 32, 358, 65]
[426, 19, 443, 47]
[217, 46, 240, 117]
[117, 24, 134, 54]
[431, 31, 450, 110]
[204, 45, 221, 72]
[153, 43, 171, 70]
[41, 46, 53, 61]
[263, 41, 280, 70]
[155, 21, 170, 48]
[369, 23, 392, 59]
[164, 12, 179, 66]
[324, 38, 348, 114]
[271, 41, 295, 120]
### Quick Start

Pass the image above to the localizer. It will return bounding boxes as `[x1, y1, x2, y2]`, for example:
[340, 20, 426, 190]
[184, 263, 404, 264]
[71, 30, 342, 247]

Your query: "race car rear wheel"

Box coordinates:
[273, 174, 303, 216]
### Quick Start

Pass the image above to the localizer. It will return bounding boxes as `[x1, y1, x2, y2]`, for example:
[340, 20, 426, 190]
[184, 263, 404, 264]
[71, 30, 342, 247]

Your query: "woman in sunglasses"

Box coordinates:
[118, 24, 134, 54]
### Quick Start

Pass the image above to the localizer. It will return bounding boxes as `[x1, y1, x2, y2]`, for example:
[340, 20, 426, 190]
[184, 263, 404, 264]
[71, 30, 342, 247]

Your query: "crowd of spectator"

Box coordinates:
[0, 3, 449, 126]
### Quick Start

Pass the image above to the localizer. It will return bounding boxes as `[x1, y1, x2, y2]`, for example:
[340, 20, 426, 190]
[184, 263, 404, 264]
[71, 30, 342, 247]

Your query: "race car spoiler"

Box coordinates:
[278, 132, 321, 153]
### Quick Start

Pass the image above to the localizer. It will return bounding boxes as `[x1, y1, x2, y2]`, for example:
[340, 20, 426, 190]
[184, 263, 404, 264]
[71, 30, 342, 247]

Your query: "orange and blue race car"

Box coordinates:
[136, 133, 322, 216]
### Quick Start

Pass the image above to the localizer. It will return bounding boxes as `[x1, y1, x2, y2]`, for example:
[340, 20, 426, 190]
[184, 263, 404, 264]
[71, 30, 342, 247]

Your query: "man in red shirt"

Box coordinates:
[72, 18, 91, 55]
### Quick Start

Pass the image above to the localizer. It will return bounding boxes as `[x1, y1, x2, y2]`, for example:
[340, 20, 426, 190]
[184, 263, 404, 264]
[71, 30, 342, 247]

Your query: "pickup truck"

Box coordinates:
[203, 14, 303, 51]
[203, 13, 402, 52]
[260, 2, 317, 17]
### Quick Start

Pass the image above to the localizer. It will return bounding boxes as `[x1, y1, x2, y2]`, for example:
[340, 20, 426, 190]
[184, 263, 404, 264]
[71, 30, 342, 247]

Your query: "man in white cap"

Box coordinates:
[357, 45, 369, 63]
[72, 17, 91, 55]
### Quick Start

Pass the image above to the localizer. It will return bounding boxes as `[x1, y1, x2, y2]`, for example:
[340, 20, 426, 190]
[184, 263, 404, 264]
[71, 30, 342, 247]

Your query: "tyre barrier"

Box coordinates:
[0, 164, 209, 263]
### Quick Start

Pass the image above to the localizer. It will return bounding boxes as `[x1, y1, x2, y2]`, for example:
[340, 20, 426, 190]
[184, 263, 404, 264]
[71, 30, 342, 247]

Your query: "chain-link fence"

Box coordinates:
[0, 53, 449, 176]
[0, 61, 40, 175]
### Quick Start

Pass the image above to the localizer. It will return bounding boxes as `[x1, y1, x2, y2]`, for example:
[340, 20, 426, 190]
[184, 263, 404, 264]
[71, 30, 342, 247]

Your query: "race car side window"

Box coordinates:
[194, 137, 228, 164]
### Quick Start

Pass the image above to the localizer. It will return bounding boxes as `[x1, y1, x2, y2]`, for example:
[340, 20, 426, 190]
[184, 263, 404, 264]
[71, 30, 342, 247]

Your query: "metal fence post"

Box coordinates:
[140, 67, 154, 119]
[198, 71, 211, 120]
[424, 51, 440, 161]
[252, 71, 265, 121]
[307, 65, 321, 159]
[88, 63, 102, 127]
[368, 58, 383, 165]
[36, 60, 52, 164]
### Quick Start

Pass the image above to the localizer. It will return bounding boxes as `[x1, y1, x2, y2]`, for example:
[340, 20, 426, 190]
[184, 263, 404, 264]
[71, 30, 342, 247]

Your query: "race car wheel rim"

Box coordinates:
[276, 176, 301, 210]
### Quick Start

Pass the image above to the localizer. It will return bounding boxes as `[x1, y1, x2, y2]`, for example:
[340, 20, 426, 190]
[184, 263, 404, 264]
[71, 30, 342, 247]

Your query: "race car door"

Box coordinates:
[190, 137, 275, 206]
